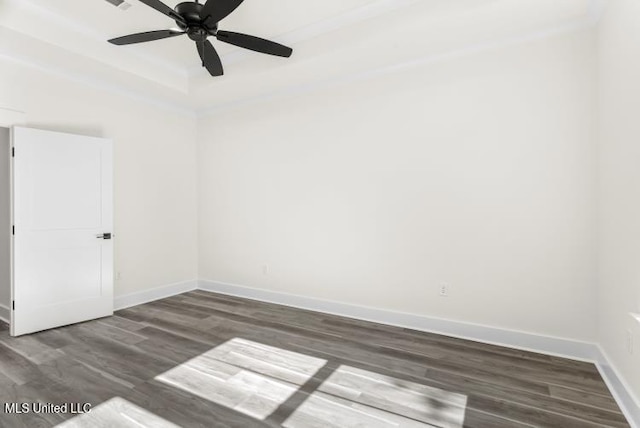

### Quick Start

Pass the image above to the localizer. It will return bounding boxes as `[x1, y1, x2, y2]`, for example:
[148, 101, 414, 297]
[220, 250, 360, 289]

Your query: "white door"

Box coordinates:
[11, 127, 113, 336]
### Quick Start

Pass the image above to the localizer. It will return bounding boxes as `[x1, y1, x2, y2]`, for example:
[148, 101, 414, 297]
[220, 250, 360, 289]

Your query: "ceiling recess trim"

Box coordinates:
[187, 0, 420, 76]
[0, 51, 195, 117]
[11, 0, 187, 78]
[197, 16, 599, 118]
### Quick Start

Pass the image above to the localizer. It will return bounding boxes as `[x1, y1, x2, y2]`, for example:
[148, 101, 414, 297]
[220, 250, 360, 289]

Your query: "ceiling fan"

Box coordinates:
[108, 0, 293, 77]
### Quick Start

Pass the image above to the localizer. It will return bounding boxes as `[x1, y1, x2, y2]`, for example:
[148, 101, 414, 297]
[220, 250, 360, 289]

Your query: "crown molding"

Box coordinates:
[0, 51, 196, 118]
[197, 15, 598, 118]
[1, 0, 189, 92]
[18, 0, 186, 76]
[0, 107, 27, 128]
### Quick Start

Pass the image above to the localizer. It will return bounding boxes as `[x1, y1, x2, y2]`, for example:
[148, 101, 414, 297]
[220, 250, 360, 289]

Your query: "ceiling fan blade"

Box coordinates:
[109, 30, 185, 46]
[200, 0, 244, 25]
[138, 0, 186, 25]
[216, 31, 292, 57]
[196, 41, 224, 76]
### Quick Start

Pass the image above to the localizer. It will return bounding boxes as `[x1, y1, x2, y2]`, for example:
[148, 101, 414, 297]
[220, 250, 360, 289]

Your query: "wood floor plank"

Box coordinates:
[462, 409, 537, 428]
[0, 341, 47, 385]
[467, 394, 627, 427]
[549, 384, 622, 413]
[98, 314, 147, 332]
[30, 328, 85, 350]
[0, 334, 63, 364]
[146, 299, 215, 320]
[133, 326, 213, 363]
[79, 320, 148, 346]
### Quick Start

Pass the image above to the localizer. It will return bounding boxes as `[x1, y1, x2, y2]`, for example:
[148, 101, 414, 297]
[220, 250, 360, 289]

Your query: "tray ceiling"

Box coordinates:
[0, 0, 601, 113]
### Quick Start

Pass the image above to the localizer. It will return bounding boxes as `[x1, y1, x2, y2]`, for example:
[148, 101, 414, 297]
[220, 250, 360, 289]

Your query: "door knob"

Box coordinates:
[96, 233, 112, 240]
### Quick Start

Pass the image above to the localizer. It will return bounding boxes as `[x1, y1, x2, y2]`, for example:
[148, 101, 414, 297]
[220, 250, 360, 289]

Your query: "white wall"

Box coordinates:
[0, 61, 199, 299]
[597, 0, 640, 404]
[197, 30, 598, 341]
[0, 127, 9, 320]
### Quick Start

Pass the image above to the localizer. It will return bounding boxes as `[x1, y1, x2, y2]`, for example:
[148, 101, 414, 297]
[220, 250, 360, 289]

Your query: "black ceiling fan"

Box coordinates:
[108, 0, 293, 77]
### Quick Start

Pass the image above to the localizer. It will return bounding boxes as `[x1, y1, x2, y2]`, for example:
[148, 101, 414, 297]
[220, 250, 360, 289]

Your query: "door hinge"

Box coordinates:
[12, 301, 15, 310]
[12, 225, 14, 236]
[11, 147, 14, 157]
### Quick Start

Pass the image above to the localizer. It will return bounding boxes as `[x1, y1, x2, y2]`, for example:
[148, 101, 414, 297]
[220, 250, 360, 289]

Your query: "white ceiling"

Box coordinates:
[0, 0, 603, 114]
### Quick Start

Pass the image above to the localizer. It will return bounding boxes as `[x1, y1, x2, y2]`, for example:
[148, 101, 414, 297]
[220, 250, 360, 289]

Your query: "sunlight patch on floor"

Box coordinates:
[155, 338, 466, 426]
[155, 338, 327, 420]
[283, 365, 467, 428]
[56, 397, 179, 428]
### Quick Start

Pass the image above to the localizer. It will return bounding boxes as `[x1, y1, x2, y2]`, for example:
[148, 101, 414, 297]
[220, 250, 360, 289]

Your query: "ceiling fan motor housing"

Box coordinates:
[175, 1, 217, 40]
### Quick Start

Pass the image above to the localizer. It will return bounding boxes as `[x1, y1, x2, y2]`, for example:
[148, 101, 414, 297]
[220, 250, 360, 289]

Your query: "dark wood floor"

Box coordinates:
[0, 290, 630, 427]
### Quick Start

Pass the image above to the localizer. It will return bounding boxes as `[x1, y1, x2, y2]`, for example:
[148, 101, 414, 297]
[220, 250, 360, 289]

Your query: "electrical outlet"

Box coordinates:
[262, 263, 270, 275]
[439, 282, 449, 297]
[115, 271, 122, 281]
[627, 330, 634, 355]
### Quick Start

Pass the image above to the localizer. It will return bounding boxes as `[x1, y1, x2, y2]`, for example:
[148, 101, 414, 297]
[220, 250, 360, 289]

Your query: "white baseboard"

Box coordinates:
[114, 279, 198, 311]
[198, 279, 597, 361]
[595, 347, 640, 428]
[0, 303, 9, 324]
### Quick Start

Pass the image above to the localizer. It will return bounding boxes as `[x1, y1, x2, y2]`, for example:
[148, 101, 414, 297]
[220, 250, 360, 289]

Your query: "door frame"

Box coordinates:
[0, 109, 24, 329]
[9, 127, 14, 334]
